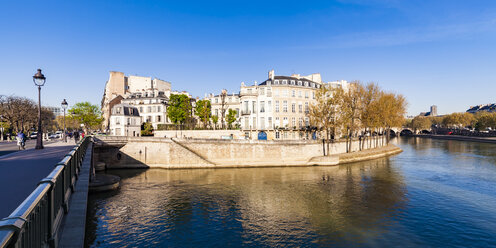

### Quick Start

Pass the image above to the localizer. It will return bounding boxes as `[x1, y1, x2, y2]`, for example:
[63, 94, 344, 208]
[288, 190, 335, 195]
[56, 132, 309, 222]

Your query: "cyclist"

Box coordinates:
[16, 131, 26, 150]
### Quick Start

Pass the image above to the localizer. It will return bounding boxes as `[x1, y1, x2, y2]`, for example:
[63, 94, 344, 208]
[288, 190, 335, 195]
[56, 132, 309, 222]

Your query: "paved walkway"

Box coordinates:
[0, 140, 77, 218]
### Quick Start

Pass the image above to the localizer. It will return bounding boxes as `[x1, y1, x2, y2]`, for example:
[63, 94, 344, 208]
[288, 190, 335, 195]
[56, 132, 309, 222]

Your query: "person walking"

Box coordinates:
[73, 130, 80, 143]
[16, 131, 26, 150]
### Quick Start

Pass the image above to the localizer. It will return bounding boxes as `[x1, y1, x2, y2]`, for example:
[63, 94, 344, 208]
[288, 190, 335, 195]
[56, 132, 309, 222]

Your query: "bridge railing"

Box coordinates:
[0, 136, 90, 248]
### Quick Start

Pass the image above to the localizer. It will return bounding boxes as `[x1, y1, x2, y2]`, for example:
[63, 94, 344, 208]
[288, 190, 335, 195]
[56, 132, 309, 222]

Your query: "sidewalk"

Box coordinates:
[0, 140, 77, 218]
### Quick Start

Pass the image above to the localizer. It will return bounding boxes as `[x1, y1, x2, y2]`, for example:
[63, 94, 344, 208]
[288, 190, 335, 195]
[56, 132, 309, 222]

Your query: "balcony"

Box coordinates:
[241, 110, 251, 115]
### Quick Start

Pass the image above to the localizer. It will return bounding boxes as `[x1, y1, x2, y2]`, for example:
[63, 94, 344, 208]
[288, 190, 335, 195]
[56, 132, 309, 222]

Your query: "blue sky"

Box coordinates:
[1, 0, 495, 115]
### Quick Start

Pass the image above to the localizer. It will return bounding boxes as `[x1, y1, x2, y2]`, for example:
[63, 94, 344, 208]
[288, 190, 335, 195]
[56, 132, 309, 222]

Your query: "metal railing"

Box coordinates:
[0, 137, 90, 248]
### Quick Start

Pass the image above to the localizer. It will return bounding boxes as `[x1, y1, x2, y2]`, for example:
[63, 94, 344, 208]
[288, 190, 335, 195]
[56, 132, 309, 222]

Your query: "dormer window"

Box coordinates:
[282, 80, 287, 85]
[290, 80, 295, 85]
[275, 80, 279, 85]
[304, 81, 309, 87]
[298, 81, 302, 86]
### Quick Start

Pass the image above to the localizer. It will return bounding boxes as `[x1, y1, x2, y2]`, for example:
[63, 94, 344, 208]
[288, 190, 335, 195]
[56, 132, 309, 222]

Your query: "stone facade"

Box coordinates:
[93, 136, 390, 169]
[109, 104, 141, 136]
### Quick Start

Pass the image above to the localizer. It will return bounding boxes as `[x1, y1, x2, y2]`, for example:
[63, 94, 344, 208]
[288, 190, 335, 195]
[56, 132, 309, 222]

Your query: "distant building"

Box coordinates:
[101, 71, 192, 133]
[205, 92, 241, 127]
[44, 106, 63, 117]
[418, 105, 438, 117]
[466, 103, 496, 114]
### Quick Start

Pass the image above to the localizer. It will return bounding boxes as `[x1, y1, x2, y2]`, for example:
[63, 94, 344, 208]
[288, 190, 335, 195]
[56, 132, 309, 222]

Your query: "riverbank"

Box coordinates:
[94, 137, 401, 169]
[413, 134, 496, 144]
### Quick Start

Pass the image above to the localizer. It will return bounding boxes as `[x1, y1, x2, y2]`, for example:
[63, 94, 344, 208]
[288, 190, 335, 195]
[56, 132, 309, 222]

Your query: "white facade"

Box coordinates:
[238, 70, 348, 139]
[122, 91, 171, 129]
[109, 104, 142, 136]
[205, 92, 241, 128]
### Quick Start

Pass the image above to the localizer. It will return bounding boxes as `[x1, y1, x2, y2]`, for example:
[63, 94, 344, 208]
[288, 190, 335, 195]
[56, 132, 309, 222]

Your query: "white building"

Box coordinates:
[121, 90, 171, 130]
[109, 104, 141, 136]
[205, 92, 241, 128]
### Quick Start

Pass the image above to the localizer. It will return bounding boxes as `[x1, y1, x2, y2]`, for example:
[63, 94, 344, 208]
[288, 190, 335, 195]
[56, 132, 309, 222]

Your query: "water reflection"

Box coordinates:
[86, 138, 496, 247]
[86, 158, 406, 247]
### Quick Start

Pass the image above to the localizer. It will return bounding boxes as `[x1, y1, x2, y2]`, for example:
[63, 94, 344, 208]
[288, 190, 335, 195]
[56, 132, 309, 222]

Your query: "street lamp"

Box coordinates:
[33, 69, 46, 149]
[61, 99, 68, 142]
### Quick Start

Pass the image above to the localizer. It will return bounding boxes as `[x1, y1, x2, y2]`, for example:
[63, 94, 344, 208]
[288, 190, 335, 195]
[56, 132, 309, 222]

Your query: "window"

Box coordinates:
[275, 90, 279, 97]
[275, 117, 280, 127]
[283, 117, 288, 126]
[305, 81, 309, 87]
[252, 101, 257, 112]
[244, 101, 249, 113]
[275, 80, 279, 85]
[275, 101, 280, 112]
[292, 103, 296, 113]
[215, 109, 219, 116]
[283, 101, 288, 112]
[268, 101, 272, 112]
[299, 91, 302, 98]
[312, 92, 315, 99]
[305, 92, 309, 98]
[299, 117, 303, 128]
[157, 115, 161, 122]
[236, 108, 240, 117]
[147, 106, 152, 112]
[260, 101, 265, 113]
[267, 81, 271, 85]
[283, 80, 287, 85]
[299, 104, 303, 113]
[267, 88, 272, 97]
[282, 90, 288, 97]
[140, 107, 143, 113]
[275, 131, 280, 139]
[215, 98, 219, 103]
[305, 117, 309, 126]
[260, 88, 265, 95]
[292, 90, 296, 97]
[291, 80, 295, 85]
[147, 116, 152, 122]
[252, 117, 257, 129]
[260, 117, 265, 130]
[298, 81, 302, 86]
[157, 106, 161, 112]
[244, 118, 249, 129]
[115, 117, 120, 125]
[305, 102, 309, 113]
[268, 117, 272, 128]
[127, 118, 130, 125]
[311, 83, 315, 88]
[152, 106, 157, 112]
[292, 117, 296, 128]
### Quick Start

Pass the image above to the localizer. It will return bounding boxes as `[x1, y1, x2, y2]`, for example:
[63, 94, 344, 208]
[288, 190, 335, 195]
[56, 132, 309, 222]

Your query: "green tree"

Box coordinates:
[226, 109, 238, 129]
[474, 112, 496, 130]
[68, 102, 103, 132]
[211, 115, 219, 129]
[167, 94, 192, 129]
[141, 121, 154, 136]
[195, 99, 212, 128]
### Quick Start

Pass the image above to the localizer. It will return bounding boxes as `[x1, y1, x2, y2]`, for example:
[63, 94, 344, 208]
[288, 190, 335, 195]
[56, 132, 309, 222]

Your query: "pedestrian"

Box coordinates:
[6, 133, 11, 142]
[16, 131, 26, 150]
[73, 130, 80, 143]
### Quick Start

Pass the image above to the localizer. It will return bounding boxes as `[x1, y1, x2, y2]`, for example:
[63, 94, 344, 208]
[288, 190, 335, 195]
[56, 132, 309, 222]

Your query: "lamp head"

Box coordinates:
[33, 69, 46, 86]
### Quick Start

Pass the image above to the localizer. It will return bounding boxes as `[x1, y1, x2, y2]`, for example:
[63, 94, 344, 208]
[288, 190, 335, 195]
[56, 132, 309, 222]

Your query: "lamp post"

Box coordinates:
[33, 69, 46, 149]
[61, 99, 68, 142]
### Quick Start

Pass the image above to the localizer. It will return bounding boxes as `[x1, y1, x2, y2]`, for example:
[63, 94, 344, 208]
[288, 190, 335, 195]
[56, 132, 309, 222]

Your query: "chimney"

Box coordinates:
[268, 69, 274, 81]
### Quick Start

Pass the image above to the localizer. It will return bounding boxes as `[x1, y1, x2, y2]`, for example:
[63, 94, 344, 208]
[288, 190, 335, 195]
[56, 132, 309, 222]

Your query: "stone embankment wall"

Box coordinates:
[94, 136, 392, 169]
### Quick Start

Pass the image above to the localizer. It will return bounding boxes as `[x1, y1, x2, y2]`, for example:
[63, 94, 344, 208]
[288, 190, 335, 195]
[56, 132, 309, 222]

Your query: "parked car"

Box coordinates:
[48, 133, 60, 139]
[29, 132, 38, 139]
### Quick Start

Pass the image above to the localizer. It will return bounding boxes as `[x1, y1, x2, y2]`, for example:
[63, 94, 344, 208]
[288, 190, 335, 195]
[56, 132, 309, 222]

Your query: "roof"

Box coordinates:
[112, 104, 140, 117]
[258, 75, 319, 86]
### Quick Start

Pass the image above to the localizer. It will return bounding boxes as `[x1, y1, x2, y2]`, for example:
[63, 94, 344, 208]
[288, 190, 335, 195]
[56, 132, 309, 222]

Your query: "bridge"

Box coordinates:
[0, 137, 93, 248]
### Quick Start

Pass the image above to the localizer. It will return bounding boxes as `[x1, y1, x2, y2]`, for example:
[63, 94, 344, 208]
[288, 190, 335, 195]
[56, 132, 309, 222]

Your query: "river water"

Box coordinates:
[85, 137, 496, 247]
